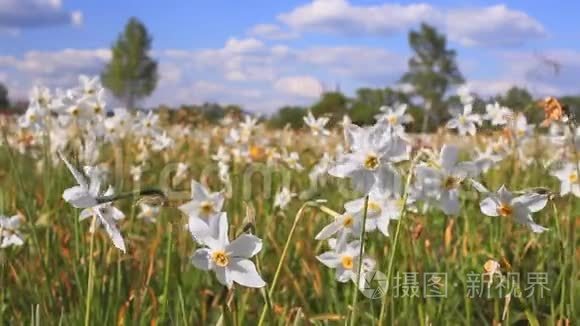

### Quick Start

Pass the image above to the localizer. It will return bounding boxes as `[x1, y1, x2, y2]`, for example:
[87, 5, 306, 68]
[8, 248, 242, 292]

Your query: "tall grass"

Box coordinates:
[0, 130, 578, 325]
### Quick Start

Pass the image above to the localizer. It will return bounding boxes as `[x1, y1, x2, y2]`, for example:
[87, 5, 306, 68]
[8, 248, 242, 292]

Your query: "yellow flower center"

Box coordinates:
[443, 176, 460, 190]
[364, 153, 380, 170]
[249, 145, 265, 161]
[71, 107, 80, 116]
[367, 201, 382, 214]
[145, 122, 152, 128]
[342, 214, 354, 227]
[211, 250, 229, 267]
[569, 172, 578, 183]
[497, 203, 513, 217]
[387, 115, 398, 125]
[94, 106, 102, 114]
[341, 255, 354, 270]
[200, 201, 214, 217]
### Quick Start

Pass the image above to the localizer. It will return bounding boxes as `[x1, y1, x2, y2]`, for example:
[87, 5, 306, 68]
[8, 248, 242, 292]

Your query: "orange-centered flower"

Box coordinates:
[211, 250, 230, 267]
[443, 176, 460, 190]
[341, 255, 354, 269]
[364, 153, 380, 170]
[367, 201, 382, 214]
[342, 214, 354, 227]
[200, 201, 214, 217]
[497, 203, 513, 217]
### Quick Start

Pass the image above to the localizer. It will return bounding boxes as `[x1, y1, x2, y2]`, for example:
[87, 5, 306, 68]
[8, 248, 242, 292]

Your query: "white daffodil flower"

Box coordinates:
[446, 104, 482, 136]
[83, 88, 107, 119]
[415, 145, 477, 216]
[344, 180, 412, 237]
[284, 151, 304, 171]
[484, 102, 512, 126]
[78, 75, 102, 96]
[550, 162, 580, 197]
[240, 115, 259, 143]
[59, 152, 100, 209]
[315, 208, 363, 241]
[151, 132, 174, 152]
[480, 185, 548, 233]
[79, 185, 127, 252]
[473, 146, 503, 173]
[512, 114, 534, 140]
[60, 153, 127, 252]
[211, 146, 231, 163]
[303, 111, 330, 137]
[274, 187, 296, 210]
[375, 104, 413, 136]
[329, 122, 409, 194]
[179, 180, 224, 239]
[0, 215, 25, 248]
[18, 102, 47, 130]
[309, 152, 332, 184]
[189, 213, 266, 288]
[316, 239, 361, 283]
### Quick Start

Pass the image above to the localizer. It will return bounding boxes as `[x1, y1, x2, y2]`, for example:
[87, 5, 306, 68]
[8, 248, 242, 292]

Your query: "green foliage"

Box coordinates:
[101, 17, 158, 109]
[349, 87, 409, 125]
[311, 91, 349, 127]
[0, 83, 9, 108]
[495, 87, 543, 123]
[560, 95, 580, 118]
[402, 23, 464, 131]
[268, 106, 307, 129]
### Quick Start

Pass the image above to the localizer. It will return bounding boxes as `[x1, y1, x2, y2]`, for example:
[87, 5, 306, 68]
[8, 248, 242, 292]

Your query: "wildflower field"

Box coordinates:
[0, 76, 578, 325]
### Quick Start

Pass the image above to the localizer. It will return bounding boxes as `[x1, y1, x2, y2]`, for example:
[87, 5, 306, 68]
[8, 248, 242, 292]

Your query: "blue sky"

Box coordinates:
[2, 0, 580, 113]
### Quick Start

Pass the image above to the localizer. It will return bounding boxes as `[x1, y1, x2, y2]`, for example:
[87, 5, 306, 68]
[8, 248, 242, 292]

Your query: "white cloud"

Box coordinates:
[247, 23, 299, 40]
[0, 0, 83, 30]
[276, 1, 545, 48]
[445, 5, 546, 47]
[278, 0, 436, 37]
[467, 50, 580, 97]
[223, 37, 264, 54]
[297, 46, 405, 84]
[70, 10, 83, 26]
[274, 76, 323, 98]
[0, 48, 109, 98]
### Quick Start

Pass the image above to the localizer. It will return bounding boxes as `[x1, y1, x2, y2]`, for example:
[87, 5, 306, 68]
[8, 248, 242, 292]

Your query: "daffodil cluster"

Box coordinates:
[181, 180, 266, 288]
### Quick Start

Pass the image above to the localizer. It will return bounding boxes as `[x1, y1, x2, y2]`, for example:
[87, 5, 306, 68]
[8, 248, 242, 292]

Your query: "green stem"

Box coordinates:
[378, 153, 422, 325]
[566, 121, 578, 319]
[257, 202, 314, 326]
[84, 216, 97, 326]
[159, 223, 172, 323]
[348, 195, 369, 326]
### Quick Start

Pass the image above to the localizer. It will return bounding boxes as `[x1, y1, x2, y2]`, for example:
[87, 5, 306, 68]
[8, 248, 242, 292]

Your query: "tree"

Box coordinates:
[268, 106, 307, 129]
[102, 17, 158, 109]
[310, 91, 349, 127]
[402, 23, 464, 132]
[0, 83, 9, 109]
[495, 87, 542, 123]
[349, 87, 409, 125]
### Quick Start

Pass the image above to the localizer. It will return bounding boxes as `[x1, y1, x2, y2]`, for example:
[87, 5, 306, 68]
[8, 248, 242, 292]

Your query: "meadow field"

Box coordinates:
[0, 77, 578, 325]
